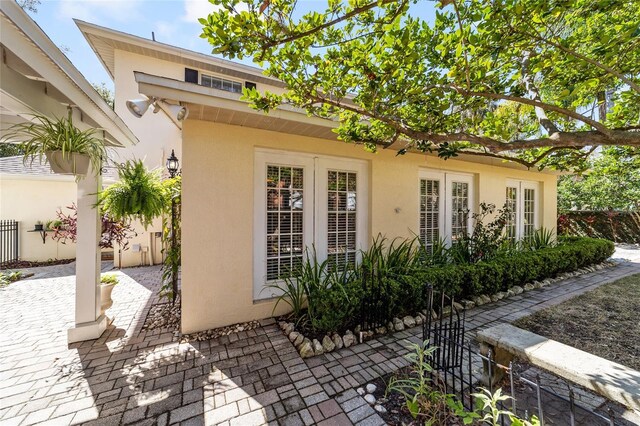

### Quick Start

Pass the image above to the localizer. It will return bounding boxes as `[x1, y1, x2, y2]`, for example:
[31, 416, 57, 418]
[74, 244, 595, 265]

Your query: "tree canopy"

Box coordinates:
[558, 146, 640, 211]
[200, 0, 640, 171]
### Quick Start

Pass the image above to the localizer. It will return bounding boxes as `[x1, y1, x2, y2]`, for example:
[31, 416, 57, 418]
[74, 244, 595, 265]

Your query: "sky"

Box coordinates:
[24, 0, 436, 92]
[25, 0, 244, 90]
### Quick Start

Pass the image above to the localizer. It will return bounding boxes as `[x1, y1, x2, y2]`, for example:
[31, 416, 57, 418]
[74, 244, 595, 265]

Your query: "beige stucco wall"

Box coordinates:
[180, 120, 558, 333]
[110, 50, 182, 267]
[108, 49, 288, 268]
[0, 176, 77, 261]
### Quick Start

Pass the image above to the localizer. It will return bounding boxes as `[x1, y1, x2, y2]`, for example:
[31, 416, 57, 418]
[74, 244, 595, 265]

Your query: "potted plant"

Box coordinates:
[100, 274, 119, 315]
[34, 220, 44, 231]
[47, 219, 63, 230]
[2, 113, 108, 177]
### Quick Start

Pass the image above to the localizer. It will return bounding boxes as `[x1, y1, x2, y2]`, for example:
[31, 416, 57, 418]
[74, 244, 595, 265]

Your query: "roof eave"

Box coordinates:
[0, 1, 138, 147]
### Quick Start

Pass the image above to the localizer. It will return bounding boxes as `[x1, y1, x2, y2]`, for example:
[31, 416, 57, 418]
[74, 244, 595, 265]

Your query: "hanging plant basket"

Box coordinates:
[45, 151, 91, 175]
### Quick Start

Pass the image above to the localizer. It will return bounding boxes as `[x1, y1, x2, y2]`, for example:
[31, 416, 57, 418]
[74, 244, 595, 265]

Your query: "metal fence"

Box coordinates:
[0, 220, 19, 268]
[359, 266, 393, 331]
[422, 285, 621, 426]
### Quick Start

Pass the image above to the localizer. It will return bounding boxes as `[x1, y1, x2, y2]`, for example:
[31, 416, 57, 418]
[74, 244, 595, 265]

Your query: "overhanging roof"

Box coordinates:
[0, 1, 138, 147]
[75, 19, 285, 89]
[0, 155, 119, 183]
[74, 17, 557, 174]
[134, 72, 559, 174]
[135, 71, 336, 140]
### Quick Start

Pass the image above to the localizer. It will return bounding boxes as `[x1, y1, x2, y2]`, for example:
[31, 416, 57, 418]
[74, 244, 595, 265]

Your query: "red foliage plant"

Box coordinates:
[51, 204, 137, 250]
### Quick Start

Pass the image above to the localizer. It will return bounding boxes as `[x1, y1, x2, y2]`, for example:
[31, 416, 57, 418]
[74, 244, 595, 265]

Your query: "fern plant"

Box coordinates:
[2, 113, 108, 176]
[99, 160, 166, 228]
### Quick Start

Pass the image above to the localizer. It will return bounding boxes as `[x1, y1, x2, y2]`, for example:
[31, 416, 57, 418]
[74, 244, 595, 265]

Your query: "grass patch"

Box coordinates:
[514, 273, 640, 371]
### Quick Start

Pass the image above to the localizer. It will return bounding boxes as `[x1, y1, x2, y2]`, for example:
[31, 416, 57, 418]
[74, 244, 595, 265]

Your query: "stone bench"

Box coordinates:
[476, 323, 640, 412]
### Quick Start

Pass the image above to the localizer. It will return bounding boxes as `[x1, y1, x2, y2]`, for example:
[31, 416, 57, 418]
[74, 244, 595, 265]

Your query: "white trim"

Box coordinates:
[67, 315, 107, 344]
[253, 149, 369, 301]
[0, 1, 137, 147]
[135, 72, 337, 130]
[418, 171, 445, 247]
[506, 179, 540, 240]
[315, 157, 369, 265]
[445, 173, 474, 245]
[75, 19, 285, 87]
[419, 169, 475, 246]
[253, 151, 315, 300]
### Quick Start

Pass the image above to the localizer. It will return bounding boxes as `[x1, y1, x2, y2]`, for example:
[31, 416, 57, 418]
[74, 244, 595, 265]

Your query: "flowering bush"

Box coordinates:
[51, 204, 137, 250]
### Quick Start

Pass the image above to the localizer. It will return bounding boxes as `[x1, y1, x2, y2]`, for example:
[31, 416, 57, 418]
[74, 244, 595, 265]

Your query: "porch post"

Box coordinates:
[67, 165, 106, 343]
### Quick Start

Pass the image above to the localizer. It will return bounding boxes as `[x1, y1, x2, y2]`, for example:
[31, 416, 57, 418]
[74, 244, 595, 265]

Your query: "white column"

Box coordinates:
[68, 166, 106, 343]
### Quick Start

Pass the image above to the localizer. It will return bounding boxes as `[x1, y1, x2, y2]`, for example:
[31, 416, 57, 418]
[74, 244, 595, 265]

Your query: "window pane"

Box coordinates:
[505, 187, 517, 241]
[265, 164, 305, 282]
[524, 188, 535, 237]
[419, 179, 440, 254]
[200, 73, 242, 94]
[451, 182, 469, 241]
[328, 170, 357, 270]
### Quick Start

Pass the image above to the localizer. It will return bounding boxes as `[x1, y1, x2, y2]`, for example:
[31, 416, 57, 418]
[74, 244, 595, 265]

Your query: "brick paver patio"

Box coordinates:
[1, 255, 639, 425]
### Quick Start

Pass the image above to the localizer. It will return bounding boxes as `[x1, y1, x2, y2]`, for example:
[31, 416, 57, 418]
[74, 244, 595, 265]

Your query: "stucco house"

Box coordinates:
[0, 156, 118, 263]
[0, 12, 179, 269]
[0, 0, 139, 342]
[76, 21, 558, 335]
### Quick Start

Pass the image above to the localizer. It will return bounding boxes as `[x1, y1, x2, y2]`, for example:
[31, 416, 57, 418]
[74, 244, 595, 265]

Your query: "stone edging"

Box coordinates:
[280, 261, 616, 359]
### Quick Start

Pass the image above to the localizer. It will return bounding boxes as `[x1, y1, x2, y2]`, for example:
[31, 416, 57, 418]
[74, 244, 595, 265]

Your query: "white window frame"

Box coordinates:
[419, 170, 475, 247]
[254, 149, 369, 300]
[506, 179, 540, 240]
[254, 150, 315, 300]
[315, 157, 369, 268]
[200, 73, 243, 93]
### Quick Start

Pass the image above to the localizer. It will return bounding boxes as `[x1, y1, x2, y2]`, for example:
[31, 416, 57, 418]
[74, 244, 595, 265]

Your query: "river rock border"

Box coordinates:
[142, 301, 262, 343]
[280, 261, 615, 358]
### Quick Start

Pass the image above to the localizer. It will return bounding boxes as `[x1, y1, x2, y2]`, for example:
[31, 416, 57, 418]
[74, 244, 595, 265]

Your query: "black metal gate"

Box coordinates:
[422, 285, 467, 396]
[359, 266, 392, 332]
[0, 220, 19, 268]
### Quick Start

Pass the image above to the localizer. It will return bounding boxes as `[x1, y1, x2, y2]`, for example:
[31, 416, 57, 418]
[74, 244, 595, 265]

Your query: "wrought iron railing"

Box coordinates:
[359, 266, 392, 331]
[422, 284, 621, 426]
[0, 220, 19, 268]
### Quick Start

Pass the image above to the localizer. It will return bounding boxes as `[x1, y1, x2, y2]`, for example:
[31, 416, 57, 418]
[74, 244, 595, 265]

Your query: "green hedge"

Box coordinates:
[297, 237, 614, 334]
[420, 237, 614, 301]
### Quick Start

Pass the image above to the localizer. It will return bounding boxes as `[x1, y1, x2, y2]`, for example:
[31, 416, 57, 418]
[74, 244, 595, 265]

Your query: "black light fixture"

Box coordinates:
[166, 149, 179, 178]
[166, 149, 180, 304]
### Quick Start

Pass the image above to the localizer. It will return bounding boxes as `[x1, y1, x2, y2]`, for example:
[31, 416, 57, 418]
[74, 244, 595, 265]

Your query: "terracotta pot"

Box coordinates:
[45, 151, 90, 175]
[100, 283, 116, 315]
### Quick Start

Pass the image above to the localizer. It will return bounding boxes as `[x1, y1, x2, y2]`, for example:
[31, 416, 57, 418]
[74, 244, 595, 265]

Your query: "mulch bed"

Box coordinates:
[514, 273, 640, 371]
[2, 258, 75, 269]
[371, 369, 467, 425]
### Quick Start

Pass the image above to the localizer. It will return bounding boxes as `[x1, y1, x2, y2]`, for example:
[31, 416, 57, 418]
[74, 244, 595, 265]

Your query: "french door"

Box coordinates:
[505, 179, 540, 241]
[254, 150, 368, 300]
[419, 170, 474, 251]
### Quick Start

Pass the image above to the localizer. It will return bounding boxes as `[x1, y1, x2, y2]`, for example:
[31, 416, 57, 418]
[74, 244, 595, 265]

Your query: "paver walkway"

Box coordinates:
[1, 256, 639, 426]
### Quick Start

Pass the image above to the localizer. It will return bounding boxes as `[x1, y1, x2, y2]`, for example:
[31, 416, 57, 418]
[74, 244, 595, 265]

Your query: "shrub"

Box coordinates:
[271, 236, 613, 334]
[0, 271, 23, 288]
[448, 203, 512, 264]
[559, 210, 640, 243]
[100, 274, 119, 285]
[428, 237, 614, 299]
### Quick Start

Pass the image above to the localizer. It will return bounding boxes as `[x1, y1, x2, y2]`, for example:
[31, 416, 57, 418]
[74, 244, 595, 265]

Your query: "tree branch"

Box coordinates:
[521, 29, 640, 94]
[456, 88, 611, 134]
[522, 50, 560, 135]
[261, 0, 398, 49]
